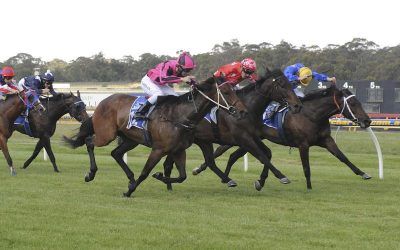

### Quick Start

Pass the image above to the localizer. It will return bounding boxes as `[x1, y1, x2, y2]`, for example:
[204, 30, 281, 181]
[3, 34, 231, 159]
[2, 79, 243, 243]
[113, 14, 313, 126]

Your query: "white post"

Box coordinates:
[123, 153, 128, 164]
[244, 153, 248, 172]
[367, 127, 383, 179]
[43, 149, 48, 161]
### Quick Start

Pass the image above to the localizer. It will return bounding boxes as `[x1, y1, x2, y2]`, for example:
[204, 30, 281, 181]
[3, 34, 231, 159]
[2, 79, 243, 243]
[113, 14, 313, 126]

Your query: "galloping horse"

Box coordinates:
[159, 69, 303, 190]
[15, 92, 88, 172]
[0, 91, 44, 175]
[63, 77, 247, 197]
[194, 85, 372, 190]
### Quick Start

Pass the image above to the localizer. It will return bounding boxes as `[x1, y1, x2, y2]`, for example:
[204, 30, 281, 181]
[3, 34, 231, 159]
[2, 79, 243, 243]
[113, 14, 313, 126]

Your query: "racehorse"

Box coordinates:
[63, 77, 247, 197]
[15, 92, 88, 172]
[0, 91, 44, 175]
[193, 85, 372, 190]
[159, 68, 303, 190]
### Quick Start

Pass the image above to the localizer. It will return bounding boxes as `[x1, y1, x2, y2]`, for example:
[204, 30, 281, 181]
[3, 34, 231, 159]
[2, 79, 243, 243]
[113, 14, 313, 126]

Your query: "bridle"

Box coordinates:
[333, 90, 357, 122]
[190, 81, 238, 114]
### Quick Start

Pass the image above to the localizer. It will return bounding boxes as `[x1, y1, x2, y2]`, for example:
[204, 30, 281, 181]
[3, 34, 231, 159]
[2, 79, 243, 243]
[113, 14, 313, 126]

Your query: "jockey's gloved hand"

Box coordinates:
[328, 77, 337, 84]
[181, 76, 192, 83]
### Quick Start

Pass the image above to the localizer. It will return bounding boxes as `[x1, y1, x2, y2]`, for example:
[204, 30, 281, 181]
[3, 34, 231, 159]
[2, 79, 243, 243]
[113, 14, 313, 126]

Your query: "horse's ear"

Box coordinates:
[77, 90, 80, 98]
[265, 66, 272, 75]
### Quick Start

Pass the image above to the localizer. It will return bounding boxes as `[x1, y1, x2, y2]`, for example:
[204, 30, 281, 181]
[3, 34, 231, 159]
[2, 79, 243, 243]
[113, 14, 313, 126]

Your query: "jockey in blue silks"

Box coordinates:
[264, 63, 336, 119]
[18, 70, 57, 96]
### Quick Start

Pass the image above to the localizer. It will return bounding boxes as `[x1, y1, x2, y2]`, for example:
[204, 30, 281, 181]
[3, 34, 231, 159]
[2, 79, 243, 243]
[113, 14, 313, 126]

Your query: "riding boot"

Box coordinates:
[134, 101, 152, 119]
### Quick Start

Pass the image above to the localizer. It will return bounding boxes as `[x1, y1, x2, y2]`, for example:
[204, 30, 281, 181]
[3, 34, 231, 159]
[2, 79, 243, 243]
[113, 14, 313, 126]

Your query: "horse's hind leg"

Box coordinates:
[124, 148, 165, 197]
[111, 139, 138, 183]
[192, 145, 232, 176]
[322, 136, 370, 179]
[22, 138, 44, 169]
[42, 136, 60, 172]
[0, 135, 15, 176]
[84, 136, 98, 182]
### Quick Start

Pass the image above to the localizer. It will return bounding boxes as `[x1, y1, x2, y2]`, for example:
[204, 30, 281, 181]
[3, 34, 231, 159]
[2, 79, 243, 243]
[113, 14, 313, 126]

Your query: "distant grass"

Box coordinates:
[0, 125, 399, 249]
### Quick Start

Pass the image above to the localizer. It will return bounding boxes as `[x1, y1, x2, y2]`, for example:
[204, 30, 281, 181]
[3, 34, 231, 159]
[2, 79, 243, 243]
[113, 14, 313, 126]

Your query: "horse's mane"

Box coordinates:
[236, 68, 284, 95]
[156, 77, 215, 106]
[302, 85, 337, 102]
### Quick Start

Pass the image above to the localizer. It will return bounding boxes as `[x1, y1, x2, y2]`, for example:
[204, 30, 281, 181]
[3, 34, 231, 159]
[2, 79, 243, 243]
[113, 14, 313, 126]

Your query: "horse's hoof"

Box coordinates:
[122, 192, 131, 198]
[227, 180, 237, 187]
[254, 180, 262, 191]
[192, 168, 200, 176]
[10, 168, 16, 176]
[167, 184, 173, 191]
[54, 170, 60, 173]
[84, 173, 94, 182]
[152, 172, 163, 180]
[280, 177, 291, 184]
[362, 173, 372, 180]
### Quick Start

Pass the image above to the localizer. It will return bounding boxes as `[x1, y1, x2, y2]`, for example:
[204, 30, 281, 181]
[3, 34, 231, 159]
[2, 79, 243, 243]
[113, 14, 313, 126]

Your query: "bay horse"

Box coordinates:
[15, 92, 88, 172]
[194, 85, 372, 190]
[0, 91, 44, 175]
[159, 69, 303, 190]
[63, 77, 247, 197]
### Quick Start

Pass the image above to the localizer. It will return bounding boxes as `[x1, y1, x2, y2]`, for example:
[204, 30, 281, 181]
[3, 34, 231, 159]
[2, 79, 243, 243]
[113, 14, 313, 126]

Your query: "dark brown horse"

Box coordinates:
[63, 77, 247, 197]
[15, 92, 88, 172]
[159, 69, 303, 190]
[0, 91, 44, 175]
[194, 85, 372, 190]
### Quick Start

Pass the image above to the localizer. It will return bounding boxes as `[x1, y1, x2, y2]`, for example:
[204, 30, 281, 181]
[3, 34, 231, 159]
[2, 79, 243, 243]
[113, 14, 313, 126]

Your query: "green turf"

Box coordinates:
[0, 125, 399, 249]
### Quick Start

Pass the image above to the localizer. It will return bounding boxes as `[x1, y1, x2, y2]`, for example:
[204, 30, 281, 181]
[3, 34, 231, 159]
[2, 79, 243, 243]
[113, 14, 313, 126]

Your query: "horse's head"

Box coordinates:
[334, 87, 371, 128]
[63, 90, 89, 122]
[256, 68, 302, 113]
[195, 77, 248, 119]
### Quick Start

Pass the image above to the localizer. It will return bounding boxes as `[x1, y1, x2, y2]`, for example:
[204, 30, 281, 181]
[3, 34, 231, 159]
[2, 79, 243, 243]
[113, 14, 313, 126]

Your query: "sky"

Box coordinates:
[2, 0, 399, 62]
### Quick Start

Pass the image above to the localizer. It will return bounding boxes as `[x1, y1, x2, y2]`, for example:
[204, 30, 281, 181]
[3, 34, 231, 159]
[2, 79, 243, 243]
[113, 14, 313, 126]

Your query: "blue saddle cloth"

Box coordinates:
[263, 105, 289, 143]
[203, 106, 219, 124]
[127, 96, 154, 130]
[14, 112, 33, 137]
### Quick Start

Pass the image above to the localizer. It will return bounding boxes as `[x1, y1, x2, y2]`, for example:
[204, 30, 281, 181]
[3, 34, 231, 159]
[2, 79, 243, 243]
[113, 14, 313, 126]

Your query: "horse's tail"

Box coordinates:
[63, 117, 94, 148]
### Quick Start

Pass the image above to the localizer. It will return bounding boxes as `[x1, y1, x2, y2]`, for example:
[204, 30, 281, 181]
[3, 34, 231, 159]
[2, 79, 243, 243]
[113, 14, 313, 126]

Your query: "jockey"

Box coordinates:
[213, 58, 258, 88]
[284, 63, 336, 97]
[18, 70, 57, 96]
[0, 66, 20, 100]
[134, 51, 196, 119]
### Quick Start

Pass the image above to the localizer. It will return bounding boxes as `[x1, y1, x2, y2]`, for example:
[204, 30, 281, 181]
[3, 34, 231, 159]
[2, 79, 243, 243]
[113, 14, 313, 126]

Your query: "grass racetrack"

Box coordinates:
[0, 124, 399, 249]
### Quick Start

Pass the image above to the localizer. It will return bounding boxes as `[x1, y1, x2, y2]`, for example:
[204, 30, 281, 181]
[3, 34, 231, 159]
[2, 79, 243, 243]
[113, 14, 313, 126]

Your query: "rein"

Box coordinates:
[333, 92, 357, 121]
[194, 82, 235, 112]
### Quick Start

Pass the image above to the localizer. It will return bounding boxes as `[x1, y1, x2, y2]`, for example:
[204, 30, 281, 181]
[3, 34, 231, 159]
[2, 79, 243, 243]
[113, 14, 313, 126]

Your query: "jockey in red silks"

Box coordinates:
[134, 52, 196, 119]
[213, 58, 258, 89]
[0, 66, 20, 100]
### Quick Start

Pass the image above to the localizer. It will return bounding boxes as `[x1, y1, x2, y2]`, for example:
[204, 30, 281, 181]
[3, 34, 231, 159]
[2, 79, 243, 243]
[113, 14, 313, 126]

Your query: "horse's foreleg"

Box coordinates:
[41, 136, 59, 172]
[197, 141, 236, 187]
[255, 141, 290, 184]
[0, 135, 15, 176]
[84, 136, 98, 182]
[22, 138, 44, 169]
[124, 148, 165, 197]
[299, 145, 312, 189]
[192, 145, 233, 175]
[111, 139, 138, 183]
[322, 136, 371, 179]
[225, 147, 247, 176]
[154, 151, 187, 185]
[159, 155, 174, 190]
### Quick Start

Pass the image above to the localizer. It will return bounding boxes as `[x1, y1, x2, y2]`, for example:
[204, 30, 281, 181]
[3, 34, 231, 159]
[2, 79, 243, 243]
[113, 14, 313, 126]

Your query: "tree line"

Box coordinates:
[1, 38, 399, 82]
